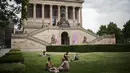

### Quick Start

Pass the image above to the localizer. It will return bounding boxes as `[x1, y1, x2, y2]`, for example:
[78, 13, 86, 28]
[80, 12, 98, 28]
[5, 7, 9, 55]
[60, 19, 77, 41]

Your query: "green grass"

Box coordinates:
[22, 52, 130, 73]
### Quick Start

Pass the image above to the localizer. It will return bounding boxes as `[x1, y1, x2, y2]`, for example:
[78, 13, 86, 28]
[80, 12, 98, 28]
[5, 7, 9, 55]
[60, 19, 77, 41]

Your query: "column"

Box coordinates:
[80, 7, 82, 27]
[73, 7, 75, 26]
[58, 5, 61, 21]
[33, 4, 36, 19]
[50, 5, 52, 26]
[42, 4, 44, 25]
[78, 7, 80, 24]
[66, 6, 68, 20]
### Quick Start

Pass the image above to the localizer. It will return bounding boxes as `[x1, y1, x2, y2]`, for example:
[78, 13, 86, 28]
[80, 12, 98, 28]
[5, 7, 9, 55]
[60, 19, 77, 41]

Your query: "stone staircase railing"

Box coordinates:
[12, 34, 50, 46]
[79, 27, 97, 37]
[28, 27, 49, 36]
[88, 36, 105, 44]
[28, 36, 50, 46]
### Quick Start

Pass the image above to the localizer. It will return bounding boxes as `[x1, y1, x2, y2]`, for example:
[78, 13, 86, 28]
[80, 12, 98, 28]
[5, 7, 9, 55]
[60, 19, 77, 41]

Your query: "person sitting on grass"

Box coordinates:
[45, 57, 59, 73]
[39, 51, 50, 57]
[63, 52, 69, 61]
[58, 56, 70, 72]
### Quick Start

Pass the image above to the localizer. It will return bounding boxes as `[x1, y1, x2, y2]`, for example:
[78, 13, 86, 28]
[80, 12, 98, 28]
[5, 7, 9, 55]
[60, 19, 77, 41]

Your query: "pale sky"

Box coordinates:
[82, 0, 130, 32]
[10, 0, 130, 31]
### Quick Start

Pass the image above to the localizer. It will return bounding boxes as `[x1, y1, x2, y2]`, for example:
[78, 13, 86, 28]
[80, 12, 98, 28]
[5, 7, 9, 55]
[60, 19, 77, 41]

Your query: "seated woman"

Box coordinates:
[58, 56, 70, 72]
[63, 52, 69, 61]
[45, 57, 59, 73]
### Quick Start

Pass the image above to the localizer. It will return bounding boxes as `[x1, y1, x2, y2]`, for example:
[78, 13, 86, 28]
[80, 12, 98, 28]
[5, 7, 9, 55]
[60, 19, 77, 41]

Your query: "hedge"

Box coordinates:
[0, 49, 24, 63]
[0, 54, 24, 63]
[9, 49, 21, 52]
[5, 51, 22, 55]
[46, 44, 130, 52]
[0, 63, 25, 73]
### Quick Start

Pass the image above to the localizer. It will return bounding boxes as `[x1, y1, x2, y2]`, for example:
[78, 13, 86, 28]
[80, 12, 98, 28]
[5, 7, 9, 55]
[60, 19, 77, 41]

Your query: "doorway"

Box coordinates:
[61, 32, 69, 45]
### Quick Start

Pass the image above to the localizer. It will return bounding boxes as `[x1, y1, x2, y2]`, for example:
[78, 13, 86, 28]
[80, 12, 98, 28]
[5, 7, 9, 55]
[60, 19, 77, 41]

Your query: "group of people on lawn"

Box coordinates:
[40, 51, 79, 73]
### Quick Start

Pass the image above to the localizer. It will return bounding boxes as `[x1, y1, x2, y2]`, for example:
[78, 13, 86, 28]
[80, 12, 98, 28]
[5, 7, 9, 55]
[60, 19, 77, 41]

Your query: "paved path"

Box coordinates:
[0, 49, 10, 57]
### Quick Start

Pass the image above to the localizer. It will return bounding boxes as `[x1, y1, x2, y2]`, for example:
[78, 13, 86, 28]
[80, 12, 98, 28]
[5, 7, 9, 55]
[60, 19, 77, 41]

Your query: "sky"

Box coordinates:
[82, 0, 130, 32]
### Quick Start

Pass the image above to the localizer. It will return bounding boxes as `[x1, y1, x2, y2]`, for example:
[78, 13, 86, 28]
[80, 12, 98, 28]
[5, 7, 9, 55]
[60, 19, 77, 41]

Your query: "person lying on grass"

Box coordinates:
[58, 56, 70, 72]
[39, 51, 50, 57]
[71, 54, 79, 62]
[45, 57, 59, 73]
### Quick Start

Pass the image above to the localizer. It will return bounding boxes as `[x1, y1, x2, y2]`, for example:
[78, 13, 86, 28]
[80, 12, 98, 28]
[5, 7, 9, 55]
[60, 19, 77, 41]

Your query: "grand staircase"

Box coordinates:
[13, 26, 114, 47]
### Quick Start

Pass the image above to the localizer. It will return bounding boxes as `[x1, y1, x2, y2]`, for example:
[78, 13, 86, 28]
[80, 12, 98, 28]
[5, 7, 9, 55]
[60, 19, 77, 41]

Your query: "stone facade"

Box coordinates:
[12, 0, 116, 49]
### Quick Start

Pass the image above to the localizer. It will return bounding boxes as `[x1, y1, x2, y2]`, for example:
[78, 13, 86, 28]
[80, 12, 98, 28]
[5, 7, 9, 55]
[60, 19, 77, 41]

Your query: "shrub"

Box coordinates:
[46, 44, 130, 52]
[0, 54, 24, 63]
[0, 48, 24, 63]
[0, 63, 25, 73]
[9, 49, 21, 52]
[5, 51, 22, 55]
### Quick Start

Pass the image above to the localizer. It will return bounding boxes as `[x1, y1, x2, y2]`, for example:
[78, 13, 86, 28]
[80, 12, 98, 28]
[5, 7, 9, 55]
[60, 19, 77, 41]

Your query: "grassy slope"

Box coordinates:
[22, 52, 130, 73]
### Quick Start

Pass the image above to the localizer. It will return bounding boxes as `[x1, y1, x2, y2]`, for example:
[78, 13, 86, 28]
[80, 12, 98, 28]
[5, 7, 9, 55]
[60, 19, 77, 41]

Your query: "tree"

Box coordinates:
[87, 29, 95, 33]
[0, 0, 22, 47]
[122, 20, 130, 44]
[97, 22, 122, 44]
[107, 22, 120, 35]
[122, 20, 130, 38]
[21, 0, 29, 20]
[0, 0, 29, 27]
[107, 22, 122, 43]
[97, 25, 107, 36]
[0, 0, 21, 28]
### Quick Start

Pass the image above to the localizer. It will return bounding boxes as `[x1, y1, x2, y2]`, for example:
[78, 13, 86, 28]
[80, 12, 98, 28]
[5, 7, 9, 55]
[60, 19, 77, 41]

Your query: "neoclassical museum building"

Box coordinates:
[12, 0, 115, 49]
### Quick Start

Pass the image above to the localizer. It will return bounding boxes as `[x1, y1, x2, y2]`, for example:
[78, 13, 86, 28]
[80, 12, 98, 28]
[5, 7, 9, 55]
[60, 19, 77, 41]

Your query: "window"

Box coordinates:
[44, 5, 50, 18]
[28, 4, 33, 18]
[75, 8, 79, 19]
[36, 4, 42, 18]
[68, 7, 73, 19]
[53, 6, 58, 18]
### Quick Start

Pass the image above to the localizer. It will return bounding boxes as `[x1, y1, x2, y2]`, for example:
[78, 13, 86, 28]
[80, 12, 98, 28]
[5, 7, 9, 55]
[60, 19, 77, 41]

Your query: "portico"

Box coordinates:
[26, 0, 83, 28]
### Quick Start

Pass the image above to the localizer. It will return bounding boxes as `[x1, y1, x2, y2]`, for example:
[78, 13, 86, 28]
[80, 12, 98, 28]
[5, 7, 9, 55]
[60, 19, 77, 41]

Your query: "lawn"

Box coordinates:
[22, 52, 130, 73]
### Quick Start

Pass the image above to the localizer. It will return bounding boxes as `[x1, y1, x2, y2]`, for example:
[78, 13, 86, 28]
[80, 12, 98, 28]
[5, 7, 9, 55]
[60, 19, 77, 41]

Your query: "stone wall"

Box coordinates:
[12, 38, 46, 49]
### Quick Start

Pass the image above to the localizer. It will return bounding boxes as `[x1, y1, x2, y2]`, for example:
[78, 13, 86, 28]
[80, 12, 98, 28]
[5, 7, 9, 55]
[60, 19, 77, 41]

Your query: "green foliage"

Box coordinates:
[46, 45, 130, 52]
[5, 51, 22, 55]
[97, 25, 107, 36]
[0, 0, 21, 28]
[0, 54, 24, 63]
[87, 29, 95, 33]
[97, 22, 122, 43]
[122, 20, 130, 38]
[0, 0, 29, 29]
[97, 22, 121, 36]
[0, 49, 24, 63]
[0, 63, 25, 73]
[9, 49, 21, 52]
[22, 0, 29, 20]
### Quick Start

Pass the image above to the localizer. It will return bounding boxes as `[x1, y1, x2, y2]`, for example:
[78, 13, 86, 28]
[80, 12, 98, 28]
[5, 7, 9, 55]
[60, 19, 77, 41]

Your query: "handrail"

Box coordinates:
[28, 27, 49, 36]
[28, 36, 50, 46]
[88, 36, 105, 44]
